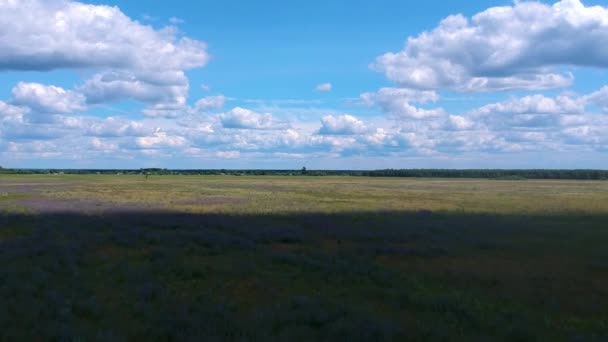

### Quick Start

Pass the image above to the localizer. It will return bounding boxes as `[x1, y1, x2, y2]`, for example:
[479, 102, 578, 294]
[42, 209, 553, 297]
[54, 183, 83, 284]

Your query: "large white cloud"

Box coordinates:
[373, 0, 608, 92]
[0, 0, 208, 72]
[0, 0, 208, 114]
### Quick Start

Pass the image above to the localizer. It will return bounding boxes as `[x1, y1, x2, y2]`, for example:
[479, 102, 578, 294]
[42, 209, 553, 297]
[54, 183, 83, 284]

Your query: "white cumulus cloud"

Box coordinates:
[0, 0, 208, 72]
[373, 0, 608, 92]
[0, 0, 208, 115]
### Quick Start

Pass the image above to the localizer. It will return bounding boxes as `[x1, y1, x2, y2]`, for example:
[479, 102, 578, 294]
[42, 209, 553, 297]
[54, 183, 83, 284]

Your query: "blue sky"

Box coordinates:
[1, 0, 608, 169]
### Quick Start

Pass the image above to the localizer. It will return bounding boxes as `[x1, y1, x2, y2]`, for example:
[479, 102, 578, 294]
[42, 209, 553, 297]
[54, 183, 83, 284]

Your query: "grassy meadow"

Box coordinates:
[1, 174, 607, 340]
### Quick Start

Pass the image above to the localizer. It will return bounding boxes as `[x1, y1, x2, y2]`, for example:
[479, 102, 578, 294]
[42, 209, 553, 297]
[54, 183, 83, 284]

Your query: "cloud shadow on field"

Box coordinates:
[0, 209, 607, 340]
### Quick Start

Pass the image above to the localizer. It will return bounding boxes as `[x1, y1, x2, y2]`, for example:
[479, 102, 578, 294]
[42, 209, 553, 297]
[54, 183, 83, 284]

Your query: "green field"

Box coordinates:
[1, 175, 607, 340]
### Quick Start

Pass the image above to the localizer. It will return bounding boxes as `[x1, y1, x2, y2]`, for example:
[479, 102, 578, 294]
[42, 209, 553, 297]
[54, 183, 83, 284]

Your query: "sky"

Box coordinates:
[1, 0, 608, 169]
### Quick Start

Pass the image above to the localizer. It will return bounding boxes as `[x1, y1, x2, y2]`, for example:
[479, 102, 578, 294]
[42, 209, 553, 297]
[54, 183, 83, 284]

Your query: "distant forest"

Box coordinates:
[1, 167, 608, 180]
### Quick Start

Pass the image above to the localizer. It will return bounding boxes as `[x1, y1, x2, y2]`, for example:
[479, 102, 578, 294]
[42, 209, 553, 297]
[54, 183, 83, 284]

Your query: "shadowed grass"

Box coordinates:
[0, 210, 607, 340]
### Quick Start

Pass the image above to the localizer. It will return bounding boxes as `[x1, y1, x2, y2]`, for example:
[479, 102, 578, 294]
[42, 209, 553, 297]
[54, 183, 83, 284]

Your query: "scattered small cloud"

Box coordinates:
[90, 137, 118, 152]
[315, 83, 332, 92]
[216, 151, 241, 159]
[135, 130, 187, 149]
[219, 107, 287, 130]
[141, 14, 156, 22]
[169, 17, 184, 25]
[195, 95, 226, 112]
[318, 115, 368, 135]
[12, 82, 86, 115]
[2, 0, 608, 167]
[360, 88, 444, 120]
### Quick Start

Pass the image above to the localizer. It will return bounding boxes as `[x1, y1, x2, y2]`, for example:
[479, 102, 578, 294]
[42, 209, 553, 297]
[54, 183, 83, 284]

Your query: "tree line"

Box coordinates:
[361, 169, 608, 180]
[1, 167, 608, 180]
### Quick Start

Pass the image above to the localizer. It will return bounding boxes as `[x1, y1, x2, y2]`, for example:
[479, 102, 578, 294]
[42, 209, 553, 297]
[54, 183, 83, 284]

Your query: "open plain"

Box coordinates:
[1, 175, 607, 340]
